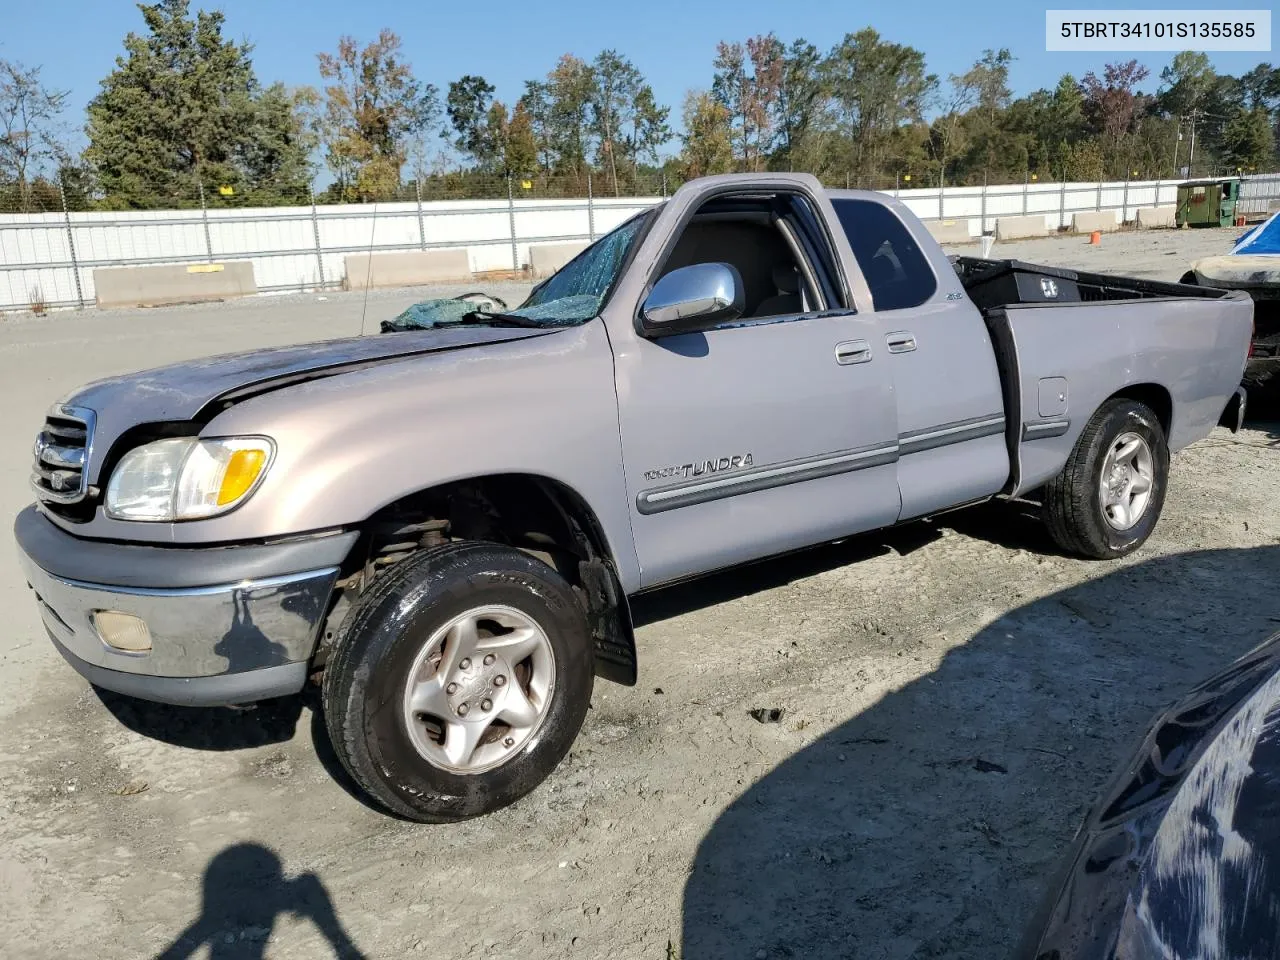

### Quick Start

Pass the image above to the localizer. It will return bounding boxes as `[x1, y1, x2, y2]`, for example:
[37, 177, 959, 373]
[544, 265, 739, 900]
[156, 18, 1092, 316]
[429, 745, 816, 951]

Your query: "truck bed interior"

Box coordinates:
[952, 257, 1233, 313]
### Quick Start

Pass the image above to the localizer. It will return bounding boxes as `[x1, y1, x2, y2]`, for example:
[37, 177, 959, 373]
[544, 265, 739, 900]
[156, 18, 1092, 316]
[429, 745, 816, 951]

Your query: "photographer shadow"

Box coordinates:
[155, 842, 365, 959]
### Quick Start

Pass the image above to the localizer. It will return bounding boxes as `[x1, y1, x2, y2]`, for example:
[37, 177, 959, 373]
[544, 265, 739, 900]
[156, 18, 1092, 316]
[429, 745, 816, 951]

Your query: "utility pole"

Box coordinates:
[1187, 110, 1199, 177]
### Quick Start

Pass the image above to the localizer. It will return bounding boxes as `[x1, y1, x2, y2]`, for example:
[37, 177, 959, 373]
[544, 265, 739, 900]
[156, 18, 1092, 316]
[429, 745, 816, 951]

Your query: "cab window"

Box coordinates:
[831, 199, 937, 311]
[653, 194, 832, 322]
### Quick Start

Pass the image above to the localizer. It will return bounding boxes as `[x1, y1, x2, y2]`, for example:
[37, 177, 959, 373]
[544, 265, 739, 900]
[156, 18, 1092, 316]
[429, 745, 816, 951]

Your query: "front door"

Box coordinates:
[603, 177, 901, 589]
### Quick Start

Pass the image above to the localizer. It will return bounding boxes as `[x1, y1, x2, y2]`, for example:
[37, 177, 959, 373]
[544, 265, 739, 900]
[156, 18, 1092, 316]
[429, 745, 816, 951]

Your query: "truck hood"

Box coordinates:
[1192, 254, 1280, 293]
[56, 326, 560, 477]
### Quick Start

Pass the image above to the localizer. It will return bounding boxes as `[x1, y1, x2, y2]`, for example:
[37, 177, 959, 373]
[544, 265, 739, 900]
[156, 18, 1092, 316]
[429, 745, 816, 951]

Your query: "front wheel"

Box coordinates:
[321, 542, 594, 822]
[1042, 398, 1170, 559]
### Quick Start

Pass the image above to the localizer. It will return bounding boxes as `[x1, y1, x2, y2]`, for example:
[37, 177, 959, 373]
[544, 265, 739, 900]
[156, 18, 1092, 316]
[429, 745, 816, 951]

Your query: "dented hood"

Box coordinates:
[58, 326, 560, 469]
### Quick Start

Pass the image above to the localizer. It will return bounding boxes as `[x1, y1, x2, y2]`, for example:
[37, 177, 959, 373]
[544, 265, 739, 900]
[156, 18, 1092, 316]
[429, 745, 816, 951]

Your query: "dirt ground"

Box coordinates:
[2, 227, 1278, 959]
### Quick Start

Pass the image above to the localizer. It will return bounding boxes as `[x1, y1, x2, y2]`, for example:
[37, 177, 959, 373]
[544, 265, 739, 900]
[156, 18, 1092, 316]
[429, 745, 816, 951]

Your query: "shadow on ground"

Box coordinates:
[1247, 416, 1280, 443]
[1242, 379, 1280, 423]
[632, 522, 944, 628]
[91, 684, 397, 817]
[154, 842, 366, 959]
[681, 545, 1280, 959]
[92, 688, 304, 750]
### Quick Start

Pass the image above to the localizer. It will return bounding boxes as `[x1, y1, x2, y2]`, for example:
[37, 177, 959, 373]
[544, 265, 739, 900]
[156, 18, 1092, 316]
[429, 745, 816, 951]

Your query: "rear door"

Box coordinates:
[828, 194, 1010, 519]
[601, 176, 901, 589]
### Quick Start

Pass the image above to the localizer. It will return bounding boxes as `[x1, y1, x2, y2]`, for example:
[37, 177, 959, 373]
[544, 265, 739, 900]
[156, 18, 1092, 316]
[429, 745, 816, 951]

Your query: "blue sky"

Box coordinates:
[3, 0, 1273, 155]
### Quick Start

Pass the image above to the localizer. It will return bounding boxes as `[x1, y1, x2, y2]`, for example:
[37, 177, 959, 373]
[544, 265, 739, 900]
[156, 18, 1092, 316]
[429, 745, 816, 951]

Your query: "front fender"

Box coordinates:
[138, 321, 641, 594]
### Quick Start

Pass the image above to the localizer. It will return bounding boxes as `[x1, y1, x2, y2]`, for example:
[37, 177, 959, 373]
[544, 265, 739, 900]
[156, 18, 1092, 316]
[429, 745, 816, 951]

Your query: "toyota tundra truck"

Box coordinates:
[13, 173, 1253, 822]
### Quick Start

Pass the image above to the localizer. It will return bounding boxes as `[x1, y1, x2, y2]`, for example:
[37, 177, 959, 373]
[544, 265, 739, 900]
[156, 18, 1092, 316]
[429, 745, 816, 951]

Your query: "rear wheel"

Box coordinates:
[321, 541, 594, 822]
[1042, 398, 1169, 559]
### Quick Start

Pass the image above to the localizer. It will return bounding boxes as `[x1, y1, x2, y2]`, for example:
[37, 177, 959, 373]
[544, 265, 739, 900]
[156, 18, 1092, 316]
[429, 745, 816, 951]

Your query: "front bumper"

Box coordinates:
[14, 506, 357, 706]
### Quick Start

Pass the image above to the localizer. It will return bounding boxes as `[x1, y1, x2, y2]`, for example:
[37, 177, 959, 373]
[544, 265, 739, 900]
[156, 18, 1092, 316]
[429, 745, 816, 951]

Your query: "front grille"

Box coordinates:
[31, 405, 95, 505]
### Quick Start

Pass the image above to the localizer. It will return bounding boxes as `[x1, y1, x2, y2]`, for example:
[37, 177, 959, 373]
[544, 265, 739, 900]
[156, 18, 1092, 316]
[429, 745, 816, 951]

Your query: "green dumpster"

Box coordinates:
[1175, 177, 1240, 227]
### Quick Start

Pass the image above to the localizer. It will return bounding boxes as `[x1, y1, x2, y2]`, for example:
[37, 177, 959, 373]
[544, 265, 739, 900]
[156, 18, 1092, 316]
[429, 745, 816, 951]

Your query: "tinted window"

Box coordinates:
[831, 199, 937, 311]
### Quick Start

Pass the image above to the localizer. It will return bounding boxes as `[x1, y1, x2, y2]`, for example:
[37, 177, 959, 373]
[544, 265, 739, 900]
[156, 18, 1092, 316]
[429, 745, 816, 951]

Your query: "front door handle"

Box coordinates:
[886, 331, 917, 354]
[835, 340, 872, 365]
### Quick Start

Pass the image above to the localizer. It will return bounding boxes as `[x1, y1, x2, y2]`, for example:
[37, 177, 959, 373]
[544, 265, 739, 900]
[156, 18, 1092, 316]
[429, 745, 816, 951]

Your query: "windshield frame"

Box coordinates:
[515, 206, 661, 324]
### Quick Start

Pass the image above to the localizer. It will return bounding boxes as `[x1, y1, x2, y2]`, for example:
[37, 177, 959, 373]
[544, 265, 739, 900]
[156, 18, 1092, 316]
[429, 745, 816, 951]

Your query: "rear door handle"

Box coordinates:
[835, 340, 872, 365]
[886, 331, 917, 354]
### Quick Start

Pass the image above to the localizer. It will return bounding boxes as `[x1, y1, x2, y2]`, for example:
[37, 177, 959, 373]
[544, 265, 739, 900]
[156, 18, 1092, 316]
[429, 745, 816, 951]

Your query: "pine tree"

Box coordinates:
[86, 0, 313, 207]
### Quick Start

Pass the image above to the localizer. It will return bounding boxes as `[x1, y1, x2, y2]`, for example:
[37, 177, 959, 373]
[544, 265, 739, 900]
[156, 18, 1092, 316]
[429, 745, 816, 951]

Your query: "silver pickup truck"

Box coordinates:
[14, 173, 1252, 821]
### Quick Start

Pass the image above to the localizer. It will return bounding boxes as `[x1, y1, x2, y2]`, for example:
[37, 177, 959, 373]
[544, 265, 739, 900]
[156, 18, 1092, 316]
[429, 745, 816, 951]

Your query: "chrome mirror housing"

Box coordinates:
[640, 263, 744, 335]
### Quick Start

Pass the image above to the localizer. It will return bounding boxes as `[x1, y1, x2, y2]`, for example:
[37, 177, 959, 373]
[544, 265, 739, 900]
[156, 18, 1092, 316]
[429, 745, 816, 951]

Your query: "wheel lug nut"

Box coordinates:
[493, 675, 506, 687]
[483, 653, 496, 666]
[481, 699, 493, 712]
[457, 703, 469, 717]
[446, 682, 458, 694]
[504, 737, 514, 747]
[459, 658, 471, 670]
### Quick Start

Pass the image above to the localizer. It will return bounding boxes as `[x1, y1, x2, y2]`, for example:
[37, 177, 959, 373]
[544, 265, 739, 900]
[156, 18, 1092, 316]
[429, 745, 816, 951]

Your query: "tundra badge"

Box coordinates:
[643, 454, 754, 483]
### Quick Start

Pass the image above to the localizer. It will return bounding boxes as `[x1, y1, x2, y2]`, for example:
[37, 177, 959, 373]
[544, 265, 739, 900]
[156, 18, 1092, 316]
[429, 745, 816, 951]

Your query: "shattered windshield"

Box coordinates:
[379, 209, 654, 333]
[512, 210, 653, 323]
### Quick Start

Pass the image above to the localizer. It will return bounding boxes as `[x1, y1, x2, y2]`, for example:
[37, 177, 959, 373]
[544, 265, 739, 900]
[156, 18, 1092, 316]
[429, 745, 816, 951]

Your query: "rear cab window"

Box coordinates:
[831, 199, 937, 311]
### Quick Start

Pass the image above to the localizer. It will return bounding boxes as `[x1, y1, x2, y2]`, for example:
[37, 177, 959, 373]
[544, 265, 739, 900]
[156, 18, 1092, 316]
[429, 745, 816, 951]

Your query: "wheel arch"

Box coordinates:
[334, 471, 638, 687]
[1041, 388, 1171, 560]
[1011, 381, 1174, 498]
[1106, 382, 1173, 439]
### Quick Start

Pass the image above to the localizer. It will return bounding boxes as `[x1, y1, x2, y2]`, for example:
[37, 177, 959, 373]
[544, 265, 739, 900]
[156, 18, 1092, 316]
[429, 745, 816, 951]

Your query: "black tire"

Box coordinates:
[321, 541, 594, 822]
[1042, 398, 1169, 560]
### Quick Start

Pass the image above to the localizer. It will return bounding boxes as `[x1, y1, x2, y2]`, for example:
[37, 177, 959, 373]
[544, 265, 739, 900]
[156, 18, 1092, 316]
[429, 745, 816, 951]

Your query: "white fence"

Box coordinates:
[890, 172, 1280, 237]
[2, 173, 1278, 312]
[0, 196, 656, 311]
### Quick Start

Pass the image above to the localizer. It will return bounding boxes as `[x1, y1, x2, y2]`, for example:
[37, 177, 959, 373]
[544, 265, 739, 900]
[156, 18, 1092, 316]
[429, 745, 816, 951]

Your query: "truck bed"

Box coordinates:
[956, 258, 1254, 498]
[952, 257, 1233, 312]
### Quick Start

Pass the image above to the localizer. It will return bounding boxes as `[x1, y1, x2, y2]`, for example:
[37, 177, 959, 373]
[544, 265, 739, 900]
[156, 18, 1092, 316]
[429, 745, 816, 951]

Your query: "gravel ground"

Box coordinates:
[1, 227, 1276, 959]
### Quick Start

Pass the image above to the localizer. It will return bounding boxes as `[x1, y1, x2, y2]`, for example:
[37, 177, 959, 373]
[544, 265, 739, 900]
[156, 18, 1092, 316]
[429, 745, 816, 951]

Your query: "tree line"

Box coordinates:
[688, 36, 1276, 187]
[1, 0, 1278, 212]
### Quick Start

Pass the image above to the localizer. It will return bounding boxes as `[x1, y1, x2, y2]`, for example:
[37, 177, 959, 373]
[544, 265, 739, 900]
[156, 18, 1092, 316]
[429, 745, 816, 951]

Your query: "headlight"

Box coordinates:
[105, 436, 274, 521]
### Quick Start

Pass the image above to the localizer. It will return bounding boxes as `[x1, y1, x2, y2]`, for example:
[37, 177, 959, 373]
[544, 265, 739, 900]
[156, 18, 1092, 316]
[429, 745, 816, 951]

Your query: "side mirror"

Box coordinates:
[640, 263, 744, 336]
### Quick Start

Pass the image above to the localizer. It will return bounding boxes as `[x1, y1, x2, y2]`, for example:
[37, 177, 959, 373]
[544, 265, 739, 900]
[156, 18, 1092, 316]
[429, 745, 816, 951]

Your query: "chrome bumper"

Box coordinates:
[17, 552, 338, 705]
[1220, 385, 1248, 433]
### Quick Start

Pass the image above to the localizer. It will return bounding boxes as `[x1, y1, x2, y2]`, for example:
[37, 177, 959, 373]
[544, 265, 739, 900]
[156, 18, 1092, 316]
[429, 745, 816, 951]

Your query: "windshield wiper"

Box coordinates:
[457, 310, 548, 328]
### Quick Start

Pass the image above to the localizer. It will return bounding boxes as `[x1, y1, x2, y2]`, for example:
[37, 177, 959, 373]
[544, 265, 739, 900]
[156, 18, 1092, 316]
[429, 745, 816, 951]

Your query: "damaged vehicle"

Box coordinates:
[1182, 209, 1280, 392]
[1018, 630, 1280, 959]
[14, 173, 1253, 821]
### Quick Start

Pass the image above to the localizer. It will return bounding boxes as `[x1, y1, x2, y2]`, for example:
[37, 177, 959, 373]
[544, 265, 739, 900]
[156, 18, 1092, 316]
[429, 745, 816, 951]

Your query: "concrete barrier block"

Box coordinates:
[923, 219, 973, 244]
[529, 242, 589, 278]
[1071, 210, 1121, 234]
[344, 249, 472, 291]
[1135, 206, 1178, 229]
[994, 215, 1049, 241]
[93, 261, 257, 309]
